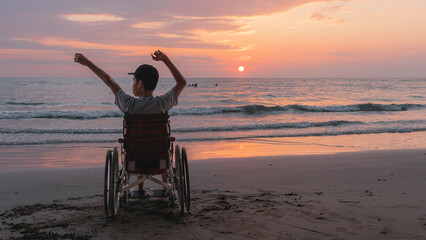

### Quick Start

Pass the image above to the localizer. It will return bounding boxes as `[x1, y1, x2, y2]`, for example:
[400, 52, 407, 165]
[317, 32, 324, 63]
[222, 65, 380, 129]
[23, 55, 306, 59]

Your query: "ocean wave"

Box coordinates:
[0, 128, 122, 134]
[0, 103, 423, 120]
[6, 101, 46, 106]
[0, 120, 362, 134]
[0, 139, 115, 146]
[171, 103, 424, 116]
[174, 120, 362, 133]
[0, 110, 123, 119]
[1, 127, 424, 145]
[177, 127, 426, 142]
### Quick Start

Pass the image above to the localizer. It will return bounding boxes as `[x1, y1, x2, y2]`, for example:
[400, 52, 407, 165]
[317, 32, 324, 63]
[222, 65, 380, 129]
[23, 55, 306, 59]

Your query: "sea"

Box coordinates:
[0, 77, 425, 167]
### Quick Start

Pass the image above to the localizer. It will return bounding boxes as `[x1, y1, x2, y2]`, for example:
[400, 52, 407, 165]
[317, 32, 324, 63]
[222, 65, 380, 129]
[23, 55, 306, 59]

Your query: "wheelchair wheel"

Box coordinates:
[109, 147, 120, 216]
[104, 150, 112, 215]
[182, 147, 190, 212]
[175, 145, 184, 214]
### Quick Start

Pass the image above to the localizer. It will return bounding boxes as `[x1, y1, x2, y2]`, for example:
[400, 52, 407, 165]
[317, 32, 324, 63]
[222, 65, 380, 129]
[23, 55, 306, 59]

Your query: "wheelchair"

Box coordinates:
[104, 112, 190, 216]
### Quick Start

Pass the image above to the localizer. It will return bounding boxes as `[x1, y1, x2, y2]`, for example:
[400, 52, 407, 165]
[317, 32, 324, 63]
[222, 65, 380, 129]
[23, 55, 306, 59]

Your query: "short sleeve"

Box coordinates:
[156, 89, 178, 112]
[114, 89, 134, 113]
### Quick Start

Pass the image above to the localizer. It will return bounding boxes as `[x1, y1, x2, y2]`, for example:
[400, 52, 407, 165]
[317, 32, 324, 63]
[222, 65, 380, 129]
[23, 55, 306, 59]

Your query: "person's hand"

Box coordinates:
[151, 50, 169, 62]
[74, 53, 90, 66]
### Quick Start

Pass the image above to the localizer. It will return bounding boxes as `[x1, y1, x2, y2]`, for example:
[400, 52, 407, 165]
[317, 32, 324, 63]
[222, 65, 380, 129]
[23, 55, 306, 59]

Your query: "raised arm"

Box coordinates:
[74, 53, 121, 94]
[151, 50, 187, 96]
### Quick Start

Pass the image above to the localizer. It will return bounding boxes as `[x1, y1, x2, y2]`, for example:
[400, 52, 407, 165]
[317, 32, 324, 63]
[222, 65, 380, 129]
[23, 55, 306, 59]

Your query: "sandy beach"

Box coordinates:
[0, 148, 425, 239]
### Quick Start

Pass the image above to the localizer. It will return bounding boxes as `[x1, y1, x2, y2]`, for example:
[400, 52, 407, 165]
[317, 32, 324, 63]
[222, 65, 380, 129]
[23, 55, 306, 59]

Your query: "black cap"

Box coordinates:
[128, 64, 158, 81]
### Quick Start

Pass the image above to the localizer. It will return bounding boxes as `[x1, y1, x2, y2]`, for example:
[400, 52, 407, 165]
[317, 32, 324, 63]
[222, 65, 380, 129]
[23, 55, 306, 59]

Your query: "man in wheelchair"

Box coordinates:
[74, 50, 186, 108]
[74, 50, 189, 215]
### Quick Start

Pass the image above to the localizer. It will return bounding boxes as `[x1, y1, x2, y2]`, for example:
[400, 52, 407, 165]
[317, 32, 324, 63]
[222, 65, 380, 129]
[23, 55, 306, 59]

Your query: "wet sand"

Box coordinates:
[0, 149, 425, 239]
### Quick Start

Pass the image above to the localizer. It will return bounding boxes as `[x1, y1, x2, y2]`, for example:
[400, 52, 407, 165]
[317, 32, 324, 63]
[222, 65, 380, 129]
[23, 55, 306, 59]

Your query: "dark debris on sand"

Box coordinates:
[0, 203, 82, 219]
[1, 217, 92, 240]
[0, 198, 101, 240]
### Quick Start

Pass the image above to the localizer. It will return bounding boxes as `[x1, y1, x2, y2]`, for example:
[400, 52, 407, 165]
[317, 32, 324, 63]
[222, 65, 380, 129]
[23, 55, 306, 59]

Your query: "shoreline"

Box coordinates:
[1, 148, 425, 239]
[1, 130, 425, 171]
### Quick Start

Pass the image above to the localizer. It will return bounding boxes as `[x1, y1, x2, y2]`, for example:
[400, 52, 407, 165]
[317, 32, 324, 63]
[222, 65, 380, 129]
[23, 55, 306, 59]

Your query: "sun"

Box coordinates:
[238, 66, 245, 72]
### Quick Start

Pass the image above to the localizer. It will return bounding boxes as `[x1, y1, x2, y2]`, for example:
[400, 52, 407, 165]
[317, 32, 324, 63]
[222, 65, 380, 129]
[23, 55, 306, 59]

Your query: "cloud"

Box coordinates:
[311, 4, 356, 23]
[154, 0, 345, 17]
[132, 22, 167, 29]
[168, 15, 246, 33]
[175, 55, 220, 63]
[239, 56, 253, 60]
[155, 33, 189, 39]
[61, 14, 124, 23]
[138, 15, 257, 52]
[14, 36, 234, 56]
[228, 44, 255, 52]
[14, 37, 145, 54]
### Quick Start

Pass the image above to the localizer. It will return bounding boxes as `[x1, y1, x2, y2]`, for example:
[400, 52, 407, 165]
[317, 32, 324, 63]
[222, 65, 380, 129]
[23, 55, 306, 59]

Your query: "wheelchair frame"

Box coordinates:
[104, 113, 190, 216]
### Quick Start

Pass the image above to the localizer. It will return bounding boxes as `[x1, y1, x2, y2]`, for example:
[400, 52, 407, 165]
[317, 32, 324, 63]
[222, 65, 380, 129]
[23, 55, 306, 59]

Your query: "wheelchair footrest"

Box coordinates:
[129, 190, 169, 198]
[130, 190, 151, 198]
[152, 189, 169, 198]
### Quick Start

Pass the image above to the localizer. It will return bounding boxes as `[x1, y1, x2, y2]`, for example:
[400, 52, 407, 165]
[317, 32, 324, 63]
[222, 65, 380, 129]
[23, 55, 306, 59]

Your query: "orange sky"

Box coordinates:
[0, 0, 425, 78]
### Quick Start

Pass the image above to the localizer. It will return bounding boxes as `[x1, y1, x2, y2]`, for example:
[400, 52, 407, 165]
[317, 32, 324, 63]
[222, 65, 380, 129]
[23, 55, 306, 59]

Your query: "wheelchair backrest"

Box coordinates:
[123, 112, 171, 173]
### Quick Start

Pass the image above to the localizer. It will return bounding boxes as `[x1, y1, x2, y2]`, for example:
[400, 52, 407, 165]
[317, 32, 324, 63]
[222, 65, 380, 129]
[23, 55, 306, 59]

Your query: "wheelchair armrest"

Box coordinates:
[169, 137, 175, 141]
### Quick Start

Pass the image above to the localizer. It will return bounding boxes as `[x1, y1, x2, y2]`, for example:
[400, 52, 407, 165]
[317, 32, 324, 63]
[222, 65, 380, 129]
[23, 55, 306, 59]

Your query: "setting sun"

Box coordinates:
[238, 66, 245, 72]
